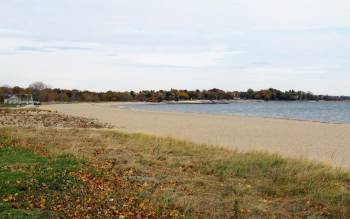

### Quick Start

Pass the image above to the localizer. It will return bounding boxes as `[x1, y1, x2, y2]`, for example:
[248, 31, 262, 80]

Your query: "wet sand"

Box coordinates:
[41, 102, 350, 169]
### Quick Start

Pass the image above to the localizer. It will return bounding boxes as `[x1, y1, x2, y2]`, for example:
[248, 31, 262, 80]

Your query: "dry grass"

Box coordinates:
[0, 108, 113, 128]
[0, 108, 349, 218]
[1, 127, 349, 218]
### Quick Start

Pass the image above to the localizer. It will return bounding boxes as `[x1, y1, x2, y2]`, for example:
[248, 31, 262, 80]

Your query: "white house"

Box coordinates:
[3, 94, 34, 105]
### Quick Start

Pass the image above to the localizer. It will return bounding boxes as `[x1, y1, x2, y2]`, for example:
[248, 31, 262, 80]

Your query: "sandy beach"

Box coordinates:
[41, 102, 350, 169]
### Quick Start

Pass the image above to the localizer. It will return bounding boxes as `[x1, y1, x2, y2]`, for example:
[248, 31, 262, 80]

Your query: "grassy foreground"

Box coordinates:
[0, 127, 349, 218]
[0, 108, 350, 218]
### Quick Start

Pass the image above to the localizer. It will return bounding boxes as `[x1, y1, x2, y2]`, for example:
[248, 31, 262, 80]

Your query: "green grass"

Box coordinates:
[0, 146, 84, 218]
[0, 147, 47, 166]
[0, 104, 17, 108]
[0, 206, 42, 219]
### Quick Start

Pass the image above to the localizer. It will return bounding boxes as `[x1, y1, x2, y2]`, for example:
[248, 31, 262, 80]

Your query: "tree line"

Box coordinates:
[1, 82, 349, 103]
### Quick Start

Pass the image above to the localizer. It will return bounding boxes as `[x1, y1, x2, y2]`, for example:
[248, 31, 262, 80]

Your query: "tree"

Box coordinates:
[247, 89, 255, 99]
[0, 86, 12, 102]
[164, 91, 173, 101]
[12, 86, 25, 94]
[130, 91, 136, 99]
[29, 81, 49, 101]
[177, 91, 190, 100]
[29, 81, 48, 91]
[255, 90, 273, 101]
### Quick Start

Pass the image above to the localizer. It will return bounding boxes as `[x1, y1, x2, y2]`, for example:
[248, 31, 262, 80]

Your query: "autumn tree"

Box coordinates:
[29, 81, 49, 101]
[177, 91, 190, 100]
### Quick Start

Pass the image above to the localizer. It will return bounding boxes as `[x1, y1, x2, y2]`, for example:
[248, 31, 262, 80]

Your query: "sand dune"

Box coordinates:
[41, 102, 350, 169]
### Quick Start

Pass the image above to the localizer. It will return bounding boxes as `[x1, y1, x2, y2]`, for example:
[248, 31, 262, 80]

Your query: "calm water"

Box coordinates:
[126, 101, 350, 124]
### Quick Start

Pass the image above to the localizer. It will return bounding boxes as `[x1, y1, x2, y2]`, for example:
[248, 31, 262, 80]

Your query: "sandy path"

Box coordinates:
[41, 103, 350, 169]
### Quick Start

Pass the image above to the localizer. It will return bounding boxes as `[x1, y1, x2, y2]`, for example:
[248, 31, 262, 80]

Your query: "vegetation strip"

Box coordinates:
[1, 83, 349, 103]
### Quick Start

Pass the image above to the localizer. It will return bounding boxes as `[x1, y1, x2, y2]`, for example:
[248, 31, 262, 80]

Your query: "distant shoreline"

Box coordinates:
[3, 85, 350, 104]
[155, 99, 350, 104]
[39, 98, 350, 106]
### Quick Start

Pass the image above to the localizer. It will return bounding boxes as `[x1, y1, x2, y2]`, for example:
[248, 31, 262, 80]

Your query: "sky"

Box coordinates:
[0, 0, 350, 95]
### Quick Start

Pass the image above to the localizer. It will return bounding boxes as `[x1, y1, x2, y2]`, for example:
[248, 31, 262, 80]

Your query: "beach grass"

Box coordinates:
[0, 127, 349, 218]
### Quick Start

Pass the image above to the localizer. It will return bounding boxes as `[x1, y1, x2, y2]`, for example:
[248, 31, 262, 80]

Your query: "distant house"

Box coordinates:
[3, 94, 34, 105]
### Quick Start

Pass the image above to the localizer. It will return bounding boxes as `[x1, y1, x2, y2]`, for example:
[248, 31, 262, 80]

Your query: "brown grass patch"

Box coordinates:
[1, 127, 349, 218]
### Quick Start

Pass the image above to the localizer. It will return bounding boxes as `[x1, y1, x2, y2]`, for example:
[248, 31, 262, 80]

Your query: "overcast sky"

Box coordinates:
[1, 0, 350, 95]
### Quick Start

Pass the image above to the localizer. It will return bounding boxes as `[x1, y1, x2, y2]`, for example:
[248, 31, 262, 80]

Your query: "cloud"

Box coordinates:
[0, 0, 350, 95]
[111, 51, 241, 68]
[16, 46, 48, 52]
[15, 46, 91, 53]
[0, 37, 99, 56]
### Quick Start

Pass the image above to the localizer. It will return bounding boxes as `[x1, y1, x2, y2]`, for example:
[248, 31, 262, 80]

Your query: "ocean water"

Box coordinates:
[126, 101, 350, 124]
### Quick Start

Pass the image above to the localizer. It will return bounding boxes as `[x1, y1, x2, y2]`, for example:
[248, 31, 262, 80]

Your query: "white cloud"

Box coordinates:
[111, 51, 242, 68]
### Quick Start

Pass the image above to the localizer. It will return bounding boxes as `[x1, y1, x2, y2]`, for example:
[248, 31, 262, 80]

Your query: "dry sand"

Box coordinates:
[41, 102, 350, 169]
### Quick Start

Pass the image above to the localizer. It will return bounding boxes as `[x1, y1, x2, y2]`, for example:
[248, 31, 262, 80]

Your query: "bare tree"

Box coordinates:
[29, 81, 48, 91]
[29, 81, 49, 101]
